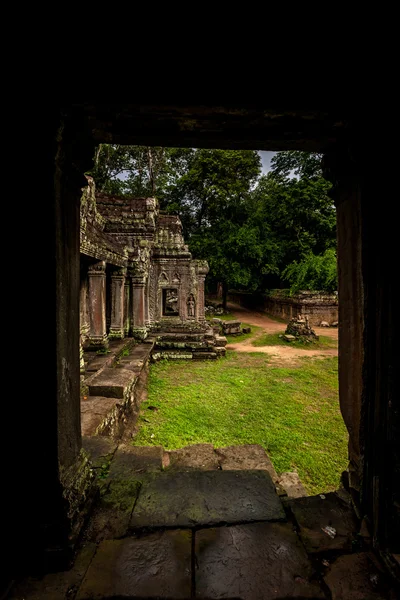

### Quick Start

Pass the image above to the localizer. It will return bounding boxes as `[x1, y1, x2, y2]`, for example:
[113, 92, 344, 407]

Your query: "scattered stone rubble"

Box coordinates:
[285, 314, 319, 343]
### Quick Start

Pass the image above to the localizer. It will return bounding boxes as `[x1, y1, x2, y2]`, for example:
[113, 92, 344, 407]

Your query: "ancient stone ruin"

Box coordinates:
[80, 176, 220, 360]
[284, 314, 319, 343]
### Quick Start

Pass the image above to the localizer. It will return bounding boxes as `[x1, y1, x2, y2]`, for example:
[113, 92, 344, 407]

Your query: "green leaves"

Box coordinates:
[91, 145, 336, 294]
[282, 249, 338, 293]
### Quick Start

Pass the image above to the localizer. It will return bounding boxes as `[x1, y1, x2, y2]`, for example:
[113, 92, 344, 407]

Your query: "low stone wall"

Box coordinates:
[228, 290, 338, 327]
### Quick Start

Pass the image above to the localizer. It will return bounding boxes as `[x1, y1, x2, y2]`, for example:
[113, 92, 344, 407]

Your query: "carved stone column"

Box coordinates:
[88, 260, 108, 349]
[196, 261, 209, 322]
[144, 276, 150, 326]
[109, 268, 126, 339]
[79, 340, 85, 375]
[124, 276, 130, 336]
[131, 276, 147, 339]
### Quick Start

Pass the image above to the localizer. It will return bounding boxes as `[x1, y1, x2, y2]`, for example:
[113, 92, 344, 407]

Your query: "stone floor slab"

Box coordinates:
[130, 470, 285, 529]
[216, 444, 279, 481]
[324, 552, 398, 599]
[165, 443, 220, 470]
[9, 543, 96, 600]
[288, 491, 359, 553]
[76, 531, 192, 599]
[108, 444, 163, 477]
[195, 522, 325, 599]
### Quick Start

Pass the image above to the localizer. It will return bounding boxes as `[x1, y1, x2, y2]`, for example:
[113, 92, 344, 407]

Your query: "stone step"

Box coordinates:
[82, 436, 118, 466]
[154, 332, 207, 342]
[164, 443, 220, 470]
[192, 351, 217, 359]
[108, 444, 163, 478]
[88, 367, 137, 399]
[130, 470, 285, 529]
[216, 444, 279, 482]
[154, 340, 214, 350]
[277, 471, 308, 498]
[81, 396, 121, 436]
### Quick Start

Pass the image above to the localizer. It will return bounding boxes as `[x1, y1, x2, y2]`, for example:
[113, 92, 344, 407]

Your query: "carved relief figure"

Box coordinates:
[187, 294, 196, 318]
[165, 289, 179, 315]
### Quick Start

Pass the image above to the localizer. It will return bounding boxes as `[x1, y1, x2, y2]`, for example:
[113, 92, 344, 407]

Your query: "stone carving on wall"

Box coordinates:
[159, 271, 169, 283]
[165, 289, 179, 315]
[187, 294, 196, 318]
[136, 246, 150, 275]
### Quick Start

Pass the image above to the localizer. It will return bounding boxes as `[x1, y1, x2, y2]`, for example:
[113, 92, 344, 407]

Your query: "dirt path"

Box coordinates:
[225, 302, 338, 367]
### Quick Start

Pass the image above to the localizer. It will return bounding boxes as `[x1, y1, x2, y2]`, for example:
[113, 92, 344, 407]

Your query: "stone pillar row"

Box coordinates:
[87, 263, 149, 347]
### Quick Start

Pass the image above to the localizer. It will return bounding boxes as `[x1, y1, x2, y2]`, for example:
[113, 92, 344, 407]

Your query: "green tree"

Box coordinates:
[282, 248, 338, 293]
[249, 151, 336, 290]
[91, 146, 336, 299]
[89, 144, 192, 198]
[176, 149, 263, 307]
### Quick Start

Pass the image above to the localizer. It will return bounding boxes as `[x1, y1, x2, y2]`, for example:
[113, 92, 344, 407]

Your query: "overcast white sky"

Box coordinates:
[259, 151, 276, 175]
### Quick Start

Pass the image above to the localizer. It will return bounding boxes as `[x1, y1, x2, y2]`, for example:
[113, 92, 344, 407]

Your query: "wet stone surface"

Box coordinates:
[76, 531, 192, 599]
[130, 470, 285, 529]
[195, 522, 326, 599]
[288, 491, 359, 553]
[9, 543, 96, 600]
[324, 552, 398, 599]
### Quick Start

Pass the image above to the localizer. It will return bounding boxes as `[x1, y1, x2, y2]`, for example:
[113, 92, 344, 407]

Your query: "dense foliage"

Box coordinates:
[89, 146, 337, 302]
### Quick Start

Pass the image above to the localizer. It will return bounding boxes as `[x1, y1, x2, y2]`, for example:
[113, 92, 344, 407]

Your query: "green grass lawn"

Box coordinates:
[132, 352, 347, 494]
[251, 332, 337, 350]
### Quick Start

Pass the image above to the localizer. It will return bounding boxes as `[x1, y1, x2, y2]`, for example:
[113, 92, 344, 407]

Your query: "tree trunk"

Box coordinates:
[222, 282, 228, 310]
[148, 147, 155, 194]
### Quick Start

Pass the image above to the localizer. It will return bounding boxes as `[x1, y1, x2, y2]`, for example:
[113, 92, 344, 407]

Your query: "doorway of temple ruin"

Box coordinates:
[19, 106, 394, 599]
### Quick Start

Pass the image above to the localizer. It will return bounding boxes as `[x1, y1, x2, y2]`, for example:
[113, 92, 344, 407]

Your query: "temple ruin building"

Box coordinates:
[80, 176, 209, 352]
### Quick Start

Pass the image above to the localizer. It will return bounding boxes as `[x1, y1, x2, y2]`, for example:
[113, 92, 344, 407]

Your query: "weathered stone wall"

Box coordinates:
[228, 290, 338, 326]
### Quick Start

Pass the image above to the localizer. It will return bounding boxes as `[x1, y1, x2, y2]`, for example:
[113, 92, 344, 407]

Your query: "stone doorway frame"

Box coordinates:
[17, 106, 397, 585]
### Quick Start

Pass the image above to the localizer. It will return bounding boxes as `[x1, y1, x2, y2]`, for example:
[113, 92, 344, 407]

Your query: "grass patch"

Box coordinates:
[132, 352, 347, 495]
[251, 332, 337, 350]
[225, 322, 262, 344]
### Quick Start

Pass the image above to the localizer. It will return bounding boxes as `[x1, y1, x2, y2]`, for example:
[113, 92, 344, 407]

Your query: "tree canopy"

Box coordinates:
[89, 146, 337, 302]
